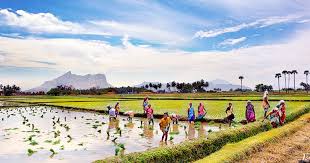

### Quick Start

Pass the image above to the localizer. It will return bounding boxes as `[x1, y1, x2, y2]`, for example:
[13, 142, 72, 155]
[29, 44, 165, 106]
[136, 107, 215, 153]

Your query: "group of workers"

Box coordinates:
[107, 91, 287, 142]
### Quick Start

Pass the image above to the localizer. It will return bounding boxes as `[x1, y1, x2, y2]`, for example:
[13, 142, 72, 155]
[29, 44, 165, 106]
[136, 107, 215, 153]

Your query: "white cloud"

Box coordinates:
[194, 15, 302, 38]
[298, 19, 310, 23]
[0, 9, 109, 35]
[90, 20, 186, 44]
[0, 9, 188, 44]
[220, 37, 246, 46]
[0, 30, 310, 90]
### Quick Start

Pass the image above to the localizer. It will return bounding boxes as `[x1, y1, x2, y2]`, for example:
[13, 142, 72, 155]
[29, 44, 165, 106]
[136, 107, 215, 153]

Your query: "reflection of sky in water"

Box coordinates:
[0, 106, 223, 163]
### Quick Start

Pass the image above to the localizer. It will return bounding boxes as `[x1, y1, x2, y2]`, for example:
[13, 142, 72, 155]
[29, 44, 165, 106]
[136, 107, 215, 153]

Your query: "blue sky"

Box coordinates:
[0, 0, 310, 90]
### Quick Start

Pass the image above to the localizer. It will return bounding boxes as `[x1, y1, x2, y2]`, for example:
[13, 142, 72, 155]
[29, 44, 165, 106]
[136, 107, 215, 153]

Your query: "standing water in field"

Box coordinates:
[0, 106, 222, 163]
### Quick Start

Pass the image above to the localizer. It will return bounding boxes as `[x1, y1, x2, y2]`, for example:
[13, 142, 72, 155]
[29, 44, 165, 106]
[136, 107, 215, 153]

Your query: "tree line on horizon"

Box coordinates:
[1, 70, 310, 96]
[142, 79, 209, 93]
[275, 70, 310, 93]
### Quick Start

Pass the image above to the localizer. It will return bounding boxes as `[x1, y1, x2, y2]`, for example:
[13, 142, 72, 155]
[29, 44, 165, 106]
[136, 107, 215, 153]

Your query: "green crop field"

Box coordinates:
[1, 93, 308, 121]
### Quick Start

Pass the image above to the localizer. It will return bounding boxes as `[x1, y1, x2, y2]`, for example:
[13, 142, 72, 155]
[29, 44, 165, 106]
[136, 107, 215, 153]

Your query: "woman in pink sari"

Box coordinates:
[197, 103, 206, 120]
[245, 101, 256, 122]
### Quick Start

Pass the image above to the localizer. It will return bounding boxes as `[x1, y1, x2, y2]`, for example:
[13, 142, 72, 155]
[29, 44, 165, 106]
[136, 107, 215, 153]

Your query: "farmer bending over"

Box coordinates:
[225, 103, 235, 127]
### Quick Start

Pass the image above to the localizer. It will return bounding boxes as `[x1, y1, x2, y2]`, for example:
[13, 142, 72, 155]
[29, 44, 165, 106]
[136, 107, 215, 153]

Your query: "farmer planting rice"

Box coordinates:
[159, 112, 171, 142]
[245, 100, 256, 122]
[145, 104, 154, 125]
[277, 100, 286, 125]
[266, 100, 286, 128]
[114, 102, 120, 117]
[171, 113, 179, 124]
[142, 97, 149, 114]
[108, 105, 117, 120]
[124, 111, 134, 122]
[197, 102, 207, 120]
[266, 105, 280, 128]
[225, 103, 235, 127]
[262, 90, 270, 118]
[188, 103, 195, 124]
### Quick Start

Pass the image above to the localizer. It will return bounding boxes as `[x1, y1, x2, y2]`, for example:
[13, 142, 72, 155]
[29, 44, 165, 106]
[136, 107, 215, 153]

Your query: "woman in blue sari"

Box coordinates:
[188, 103, 195, 123]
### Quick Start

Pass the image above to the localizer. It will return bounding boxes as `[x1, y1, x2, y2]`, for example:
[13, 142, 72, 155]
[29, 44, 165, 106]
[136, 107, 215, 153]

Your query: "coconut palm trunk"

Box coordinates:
[275, 73, 281, 93]
[305, 70, 309, 93]
[238, 76, 244, 93]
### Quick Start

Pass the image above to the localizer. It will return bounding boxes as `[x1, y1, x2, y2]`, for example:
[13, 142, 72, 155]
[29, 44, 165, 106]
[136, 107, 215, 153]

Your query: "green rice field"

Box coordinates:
[1, 93, 309, 121]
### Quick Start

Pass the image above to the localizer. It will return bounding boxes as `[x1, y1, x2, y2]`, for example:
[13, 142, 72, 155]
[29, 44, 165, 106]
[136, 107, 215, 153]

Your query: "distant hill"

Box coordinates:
[27, 71, 112, 92]
[206, 79, 251, 91]
[135, 79, 251, 92]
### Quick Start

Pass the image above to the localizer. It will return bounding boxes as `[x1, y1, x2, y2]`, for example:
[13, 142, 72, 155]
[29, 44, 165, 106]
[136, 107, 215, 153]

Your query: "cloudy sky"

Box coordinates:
[0, 0, 310, 90]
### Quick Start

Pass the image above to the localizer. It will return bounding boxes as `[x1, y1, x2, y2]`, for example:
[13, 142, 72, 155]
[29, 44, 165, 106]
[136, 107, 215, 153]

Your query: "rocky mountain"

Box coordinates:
[27, 71, 112, 92]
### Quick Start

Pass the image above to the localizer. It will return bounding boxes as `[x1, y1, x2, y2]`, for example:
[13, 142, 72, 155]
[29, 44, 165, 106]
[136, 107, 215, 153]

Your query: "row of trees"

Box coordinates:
[275, 70, 309, 93]
[254, 84, 273, 92]
[142, 79, 209, 93]
[0, 84, 21, 96]
[46, 85, 150, 96]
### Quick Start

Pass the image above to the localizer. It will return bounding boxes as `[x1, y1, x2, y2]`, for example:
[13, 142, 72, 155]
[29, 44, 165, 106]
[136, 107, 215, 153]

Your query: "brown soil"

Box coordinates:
[240, 123, 310, 163]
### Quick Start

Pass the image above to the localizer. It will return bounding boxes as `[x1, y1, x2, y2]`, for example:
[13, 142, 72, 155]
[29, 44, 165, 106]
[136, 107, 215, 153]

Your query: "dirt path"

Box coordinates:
[240, 123, 310, 163]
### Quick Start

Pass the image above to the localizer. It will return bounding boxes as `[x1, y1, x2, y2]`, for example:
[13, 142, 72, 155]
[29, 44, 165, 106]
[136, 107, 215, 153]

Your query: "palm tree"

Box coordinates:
[275, 73, 282, 93]
[239, 76, 244, 92]
[0, 84, 3, 96]
[291, 70, 298, 91]
[166, 83, 171, 92]
[304, 70, 309, 93]
[304, 70, 309, 84]
[287, 71, 292, 93]
[282, 70, 287, 92]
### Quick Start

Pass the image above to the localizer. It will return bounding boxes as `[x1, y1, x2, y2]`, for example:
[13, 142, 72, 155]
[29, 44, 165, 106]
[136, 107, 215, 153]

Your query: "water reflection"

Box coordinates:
[187, 123, 196, 140]
[0, 106, 223, 163]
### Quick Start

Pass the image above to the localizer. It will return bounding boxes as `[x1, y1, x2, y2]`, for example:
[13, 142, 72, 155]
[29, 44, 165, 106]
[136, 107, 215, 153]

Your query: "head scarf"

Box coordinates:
[263, 90, 269, 98]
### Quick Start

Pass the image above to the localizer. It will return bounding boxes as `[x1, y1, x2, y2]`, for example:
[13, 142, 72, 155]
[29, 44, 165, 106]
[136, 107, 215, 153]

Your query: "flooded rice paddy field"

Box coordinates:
[0, 106, 222, 163]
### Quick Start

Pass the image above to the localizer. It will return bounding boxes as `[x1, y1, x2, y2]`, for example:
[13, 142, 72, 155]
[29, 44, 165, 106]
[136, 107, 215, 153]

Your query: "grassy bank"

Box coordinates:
[196, 113, 310, 163]
[94, 105, 310, 163]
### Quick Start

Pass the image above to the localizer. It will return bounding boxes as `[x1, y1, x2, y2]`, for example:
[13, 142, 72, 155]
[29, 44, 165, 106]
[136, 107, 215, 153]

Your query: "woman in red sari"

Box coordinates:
[278, 100, 286, 125]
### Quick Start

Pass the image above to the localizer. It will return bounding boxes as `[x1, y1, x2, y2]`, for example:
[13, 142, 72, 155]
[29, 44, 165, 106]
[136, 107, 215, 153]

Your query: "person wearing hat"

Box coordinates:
[159, 112, 171, 142]
[245, 100, 256, 122]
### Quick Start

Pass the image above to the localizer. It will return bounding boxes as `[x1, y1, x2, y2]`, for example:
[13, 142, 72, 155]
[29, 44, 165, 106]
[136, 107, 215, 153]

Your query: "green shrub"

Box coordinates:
[196, 113, 310, 163]
[95, 106, 309, 163]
